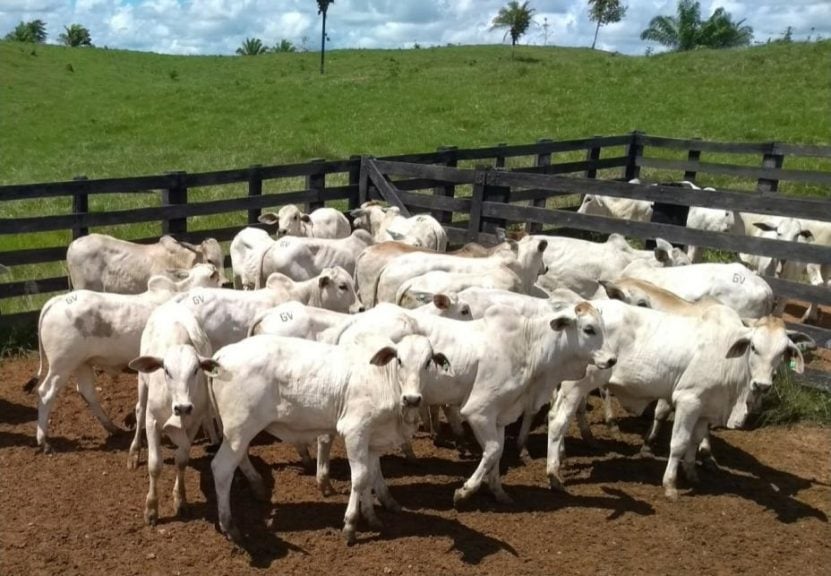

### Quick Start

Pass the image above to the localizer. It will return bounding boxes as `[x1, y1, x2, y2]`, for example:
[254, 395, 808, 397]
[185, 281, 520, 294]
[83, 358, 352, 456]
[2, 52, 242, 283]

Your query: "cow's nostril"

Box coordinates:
[358, 306, 366, 312]
[402, 394, 422, 408]
[174, 404, 193, 416]
[606, 357, 617, 368]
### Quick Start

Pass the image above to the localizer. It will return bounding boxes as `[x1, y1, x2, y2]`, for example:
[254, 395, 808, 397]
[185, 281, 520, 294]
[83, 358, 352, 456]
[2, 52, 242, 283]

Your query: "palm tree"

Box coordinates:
[59, 24, 93, 47]
[491, 1, 535, 57]
[588, 0, 627, 50]
[4, 19, 47, 43]
[317, 0, 334, 74]
[236, 37, 268, 56]
[640, 1, 752, 51]
[273, 39, 296, 53]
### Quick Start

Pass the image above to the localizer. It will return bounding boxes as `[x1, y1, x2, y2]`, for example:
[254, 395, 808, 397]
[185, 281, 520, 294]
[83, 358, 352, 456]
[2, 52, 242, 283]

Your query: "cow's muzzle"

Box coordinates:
[593, 351, 617, 370]
[402, 394, 422, 408]
[750, 381, 772, 393]
[173, 403, 194, 417]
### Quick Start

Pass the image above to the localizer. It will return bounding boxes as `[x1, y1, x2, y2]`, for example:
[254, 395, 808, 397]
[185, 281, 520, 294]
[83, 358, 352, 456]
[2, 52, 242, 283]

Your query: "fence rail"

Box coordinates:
[2, 131, 831, 345]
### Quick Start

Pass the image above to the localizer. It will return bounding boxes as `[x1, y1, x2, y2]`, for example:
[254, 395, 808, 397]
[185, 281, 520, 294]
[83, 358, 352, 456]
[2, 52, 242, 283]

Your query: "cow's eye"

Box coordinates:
[583, 326, 596, 336]
[751, 344, 758, 354]
[461, 308, 470, 316]
[397, 358, 402, 367]
[293, 215, 298, 220]
[339, 284, 348, 290]
[637, 300, 649, 307]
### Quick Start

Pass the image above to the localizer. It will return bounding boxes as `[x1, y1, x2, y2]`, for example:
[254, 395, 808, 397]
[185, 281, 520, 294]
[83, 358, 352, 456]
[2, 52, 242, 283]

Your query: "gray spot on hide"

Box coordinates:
[73, 311, 114, 338]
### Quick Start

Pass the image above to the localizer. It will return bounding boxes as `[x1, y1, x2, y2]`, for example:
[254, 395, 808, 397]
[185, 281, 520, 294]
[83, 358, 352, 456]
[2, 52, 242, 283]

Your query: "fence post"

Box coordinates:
[466, 166, 489, 242]
[583, 135, 602, 179]
[526, 138, 552, 233]
[432, 145, 457, 224]
[348, 155, 362, 210]
[624, 130, 644, 181]
[482, 170, 511, 236]
[162, 171, 188, 236]
[306, 158, 326, 212]
[247, 164, 263, 224]
[494, 142, 508, 168]
[757, 142, 784, 194]
[72, 175, 89, 240]
[358, 156, 372, 205]
[683, 138, 702, 182]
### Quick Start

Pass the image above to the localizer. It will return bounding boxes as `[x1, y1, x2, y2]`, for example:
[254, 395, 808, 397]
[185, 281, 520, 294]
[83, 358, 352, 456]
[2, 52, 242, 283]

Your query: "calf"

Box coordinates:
[27, 265, 222, 452]
[230, 227, 273, 289]
[128, 302, 220, 524]
[259, 205, 351, 239]
[208, 334, 451, 544]
[547, 301, 810, 499]
[257, 229, 374, 285]
[67, 233, 227, 293]
[350, 202, 448, 251]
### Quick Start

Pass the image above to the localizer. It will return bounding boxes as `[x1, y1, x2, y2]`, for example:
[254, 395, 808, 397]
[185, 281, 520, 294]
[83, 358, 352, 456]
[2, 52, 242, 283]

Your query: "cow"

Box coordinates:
[350, 202, 448, 251]
[258, 205, 351, 239]
[207, 333, 452, 545]
[374, 236, 548, 305]
[354, 240, 511, 307]
[256, 229, 374, 285]
[127, 301, 220, 524]
[230, 227, 273, 290]
[546, 300, 811, 499]
[621, 260, 773, 318]
[172, 267, 362, 352]
[739, 218, 814, 277]
[395, 267, 523, 308]
[26, 264, 223, 452]
[66, 233, 227, 293]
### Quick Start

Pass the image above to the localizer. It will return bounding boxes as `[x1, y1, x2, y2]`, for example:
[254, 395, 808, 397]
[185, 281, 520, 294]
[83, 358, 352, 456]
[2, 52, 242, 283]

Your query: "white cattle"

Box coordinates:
[208, 333, 451, 544]
[127, 301, 220, 524]
[67, 233, 227, 293]
[374, 236, 548, 305]
[396, 267, 522, 308]
[258, 205, 351, 239]
[27, 265, 222, 452]
[450, 287, 567, 320]
[354, 241, 510, 308]
[256, 229, 374, 285]
[537, 234, 687, 299]
[547, 300, 811, 499]
[622, 260, 773, 318]
[350, 202, 448, 251]
[230, 227, 273, 289]
[739, 218, 813, 277]
[173, 267, 362, 352]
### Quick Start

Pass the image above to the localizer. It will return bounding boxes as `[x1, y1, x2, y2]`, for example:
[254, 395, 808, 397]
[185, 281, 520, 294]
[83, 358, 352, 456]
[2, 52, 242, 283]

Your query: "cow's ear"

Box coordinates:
[300, 214, 312, 223]
[370, 346, 397, 367]
[654, 238, 672, 263]
[432, 353, 454, 376]
[549, 309, 577, 331]
[129, 356, 164, 373]
[199, 358, 230, 380]
[726, 336, 751, 359]
[753, 222, 777, 232]
[432, 293, 450, 310]
[147, 276, 176, 292]
[537, 239, 548, 253]
[599, 280, 626, 302]
[786, 330, 816, 351]
[799, 229, 814, 241]
[258, 212, 279, 225]
[318, 272, 332, 288]
[785, 343, 805, 374]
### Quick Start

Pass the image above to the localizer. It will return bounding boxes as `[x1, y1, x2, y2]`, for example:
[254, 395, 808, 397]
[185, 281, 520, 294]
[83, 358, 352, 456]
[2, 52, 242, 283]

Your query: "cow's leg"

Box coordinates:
[342, 432, 371, 546]
[144, 415, 162, 525]
[575, 396, 595, 442]
[443, 405, 465, 438]
[358, 453, 383, 530]
[687, 244, 702, 263]
[682, 419, 709, 485]
[486, 425, 512, 504]
[642, 398, 673, 457]
[546, 383, 588, 491]
[36, 367, 70, 453]
[662, 403, 700, 501]
[516, 409, 533, 455]
[294, 442, 315, 471]
[600, 387, 619, 434]
[172, 439, 192, 517]
[75, 364, 120, 435]
[453, 413, 502, 506]
[238, 454, 268, 501]
[316, 434, 335, 496]
[370, 452, 401, 512]
[128, 377, 148, 470]
[400, 439, 417, 461]
[697, 430, 719, 470]
[212, 429, 258, 542]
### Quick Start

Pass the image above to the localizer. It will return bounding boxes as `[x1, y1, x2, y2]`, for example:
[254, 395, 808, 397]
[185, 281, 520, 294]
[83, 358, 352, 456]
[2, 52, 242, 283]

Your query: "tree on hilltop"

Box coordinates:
[236, 37, 268, 55]
[317, 0, 334, 74]
[588, 0, 627, 50]
[4, 19, 47, 43]
[273, 39, 297, 53]
[640, 0, 753, 51]
[59, 24, 93, 47]
[491, 1, 536, 57]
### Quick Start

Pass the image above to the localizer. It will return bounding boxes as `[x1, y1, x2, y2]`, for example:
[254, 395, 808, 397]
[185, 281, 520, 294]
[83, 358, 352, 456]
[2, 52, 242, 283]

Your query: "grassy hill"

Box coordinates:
[2, 40, 829, 185]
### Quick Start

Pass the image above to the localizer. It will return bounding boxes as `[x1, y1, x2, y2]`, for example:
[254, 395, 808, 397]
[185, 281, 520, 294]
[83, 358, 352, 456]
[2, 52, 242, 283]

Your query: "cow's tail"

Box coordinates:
[255, 242, 274, 290]
[23, 298, 52, 393]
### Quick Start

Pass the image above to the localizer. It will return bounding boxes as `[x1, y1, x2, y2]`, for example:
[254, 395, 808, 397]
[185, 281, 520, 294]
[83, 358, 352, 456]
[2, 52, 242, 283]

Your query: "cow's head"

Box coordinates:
[349, 201, 390, 235]
[653, 238, 691, 267]
[407, 292, 472, 320]
[725, 317, 815, 427]
[369, 334, 453, 424]
[515, 236, 549, 281]
[258, 205, 310, 237]
[129, 345, 221, 434]
[317, 266, 363, 313]
[600, 279, 652, 308]
[548, 301, 616, 377]
[752, 219, 813, 277]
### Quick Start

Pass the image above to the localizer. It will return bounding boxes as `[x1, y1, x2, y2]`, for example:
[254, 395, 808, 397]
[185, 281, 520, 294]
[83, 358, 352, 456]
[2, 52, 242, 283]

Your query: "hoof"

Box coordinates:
[639, 445, 655, 458]
[701, 457, 720, 472]
[127, 452, 140, 471]
[664, 487, 679, 501]
[453, 488, 470, 508]
[41, 443, 54, 455]
[382, 499, 402, 513]
[222, 524, 242, 543]
[318, 479, 336, 498]
[343, 526, 357, 546]
[547, 473, 565, 492]
[144, 509, 158, 526]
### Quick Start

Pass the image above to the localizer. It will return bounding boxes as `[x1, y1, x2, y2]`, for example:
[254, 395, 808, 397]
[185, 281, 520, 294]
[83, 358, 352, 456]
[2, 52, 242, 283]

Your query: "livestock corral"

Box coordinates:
[1, 133, 831, 574]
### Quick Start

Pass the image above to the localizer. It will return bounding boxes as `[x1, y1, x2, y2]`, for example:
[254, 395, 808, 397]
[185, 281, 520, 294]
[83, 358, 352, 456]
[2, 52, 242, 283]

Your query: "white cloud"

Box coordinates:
[0, 1, 827, 55]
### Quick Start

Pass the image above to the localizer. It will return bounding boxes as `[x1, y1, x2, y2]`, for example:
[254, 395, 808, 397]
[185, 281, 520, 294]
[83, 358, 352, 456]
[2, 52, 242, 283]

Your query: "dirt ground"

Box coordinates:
[1, 355, 829, 576]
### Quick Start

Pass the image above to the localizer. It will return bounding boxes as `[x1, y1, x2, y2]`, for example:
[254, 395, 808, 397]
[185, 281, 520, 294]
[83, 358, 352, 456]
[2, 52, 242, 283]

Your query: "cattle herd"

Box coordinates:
[20, 188, 824, 547]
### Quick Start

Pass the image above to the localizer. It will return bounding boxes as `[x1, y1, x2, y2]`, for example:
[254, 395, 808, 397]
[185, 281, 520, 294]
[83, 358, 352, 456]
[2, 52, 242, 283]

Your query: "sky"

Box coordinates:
[1, 0, 828, 56]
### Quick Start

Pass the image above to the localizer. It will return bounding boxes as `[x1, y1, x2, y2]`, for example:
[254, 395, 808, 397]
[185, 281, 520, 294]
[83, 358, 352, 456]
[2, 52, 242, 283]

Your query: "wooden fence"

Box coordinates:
[2, 132, 831, 348]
